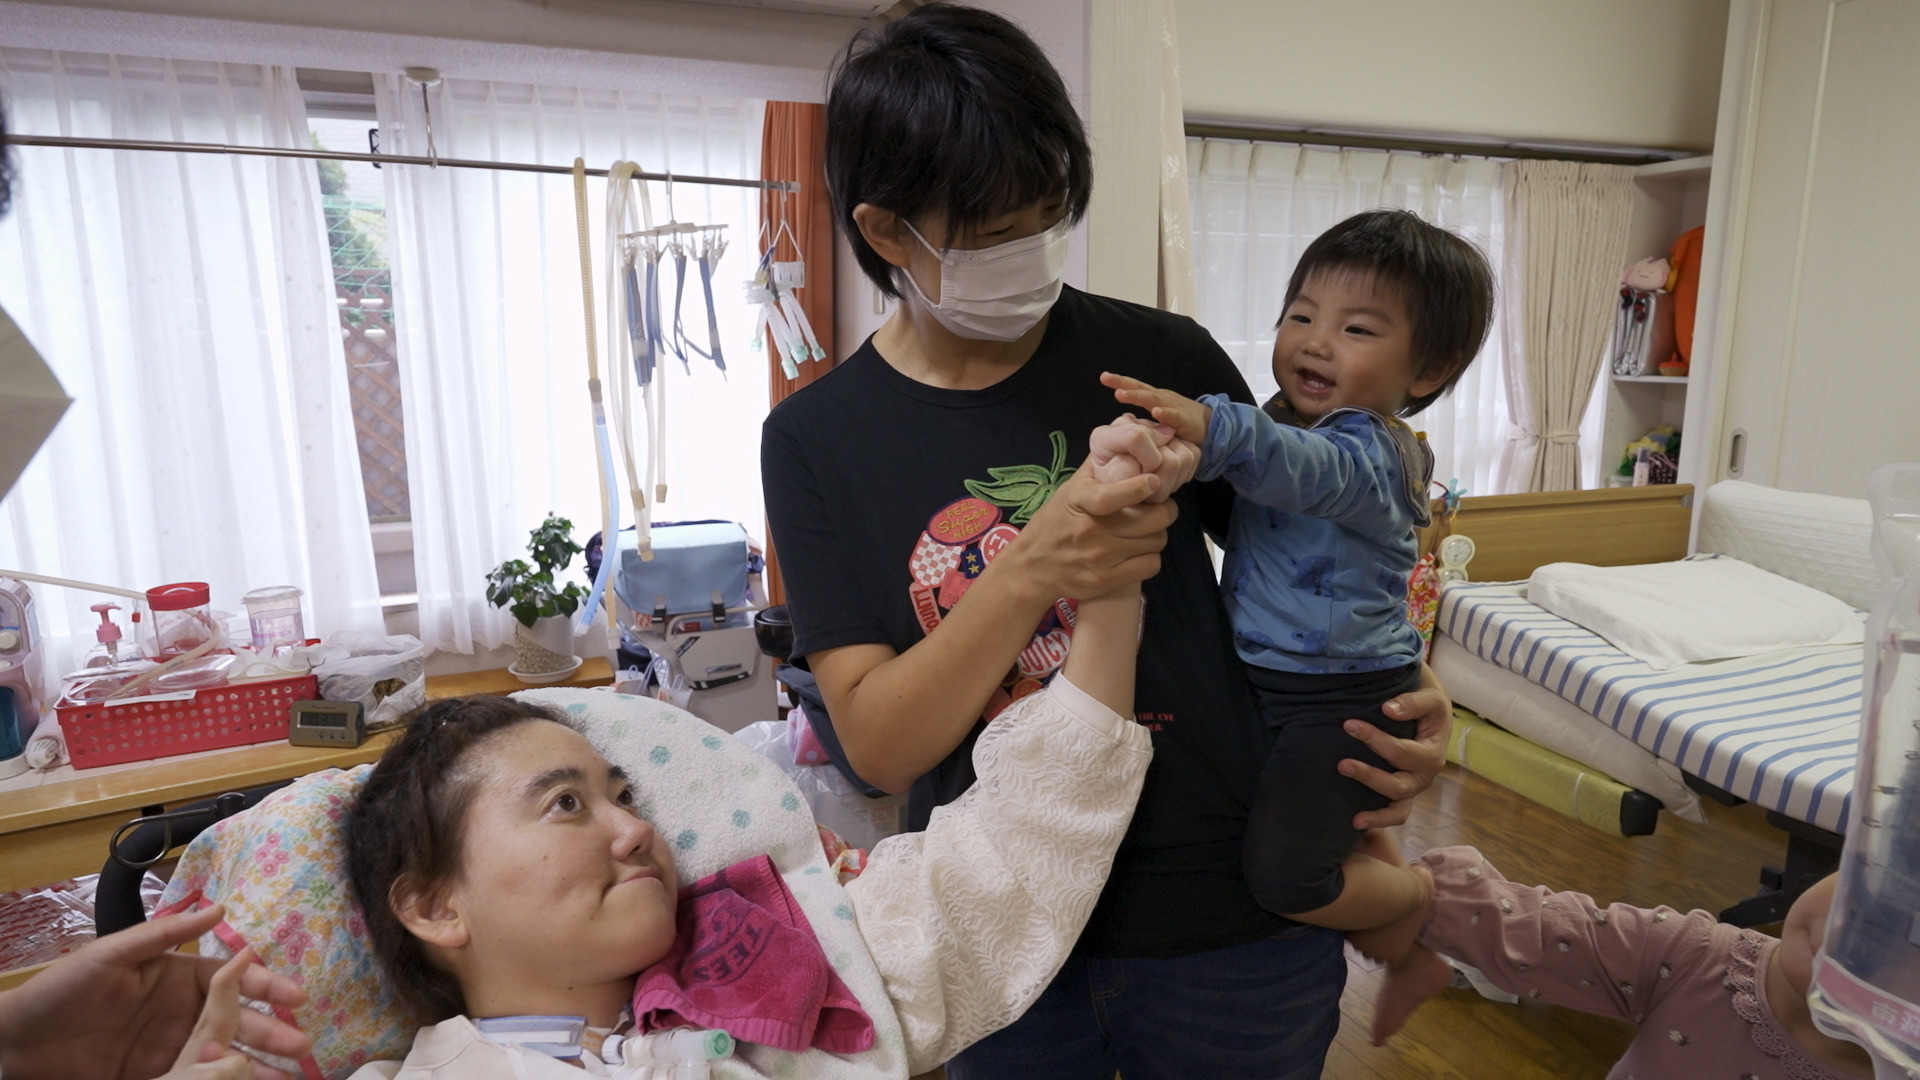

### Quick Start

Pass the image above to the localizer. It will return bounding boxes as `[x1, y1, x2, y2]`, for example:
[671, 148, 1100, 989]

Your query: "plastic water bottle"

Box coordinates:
[1810, 462, 1920, 1078]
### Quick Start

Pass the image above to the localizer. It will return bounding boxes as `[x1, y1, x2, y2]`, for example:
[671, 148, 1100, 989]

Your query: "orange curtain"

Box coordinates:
[760, 101, 836, 605]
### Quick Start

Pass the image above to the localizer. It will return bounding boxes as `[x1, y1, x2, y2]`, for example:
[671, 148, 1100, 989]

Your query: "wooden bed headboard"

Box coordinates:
[1420, 484, 1694, 584]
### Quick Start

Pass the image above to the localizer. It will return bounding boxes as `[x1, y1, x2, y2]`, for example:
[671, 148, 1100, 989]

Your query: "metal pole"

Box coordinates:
[6, 133, 802, 193]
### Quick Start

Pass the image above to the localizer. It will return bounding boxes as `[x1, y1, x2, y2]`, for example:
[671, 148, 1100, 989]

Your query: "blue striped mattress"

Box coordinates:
[1437, 580, 1859, 833]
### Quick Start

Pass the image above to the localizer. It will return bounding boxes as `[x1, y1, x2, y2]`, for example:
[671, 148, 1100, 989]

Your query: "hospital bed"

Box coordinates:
[1428, 480, 1871, 924]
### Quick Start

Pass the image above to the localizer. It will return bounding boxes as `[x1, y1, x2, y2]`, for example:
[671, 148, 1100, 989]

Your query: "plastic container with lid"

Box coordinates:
[242, 586, 305, 652]
[146, 582, 217, 658]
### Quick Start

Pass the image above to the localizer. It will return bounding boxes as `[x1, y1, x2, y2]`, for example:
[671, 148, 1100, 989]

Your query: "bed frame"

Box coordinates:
[1420, 483, 1694, 583]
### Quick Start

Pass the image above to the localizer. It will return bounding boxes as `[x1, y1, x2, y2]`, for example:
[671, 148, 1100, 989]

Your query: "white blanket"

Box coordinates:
[1527, 556, 1864, 671]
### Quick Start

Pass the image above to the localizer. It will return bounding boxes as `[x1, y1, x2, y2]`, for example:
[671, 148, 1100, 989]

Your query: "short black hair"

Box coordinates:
[344, 695, 575, 1022]
[1282, 209, 1496, 417]
[826, 2, 1092, 297]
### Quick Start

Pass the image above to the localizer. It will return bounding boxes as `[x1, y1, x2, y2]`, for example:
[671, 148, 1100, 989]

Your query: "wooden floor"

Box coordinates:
[1323, 763, 1787, 1079]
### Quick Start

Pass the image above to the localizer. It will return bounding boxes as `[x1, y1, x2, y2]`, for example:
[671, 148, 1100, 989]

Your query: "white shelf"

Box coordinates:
[1613, 374, 1689, 384]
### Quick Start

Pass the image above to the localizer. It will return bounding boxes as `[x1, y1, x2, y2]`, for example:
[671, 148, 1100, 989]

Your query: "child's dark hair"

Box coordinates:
[1284, 209, 1496, 416]
[826, 2, 1092, 297]
[344, 695, 575, 1021]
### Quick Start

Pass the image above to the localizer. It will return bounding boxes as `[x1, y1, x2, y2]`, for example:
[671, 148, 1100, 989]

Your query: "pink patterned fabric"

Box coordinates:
[157, 766, 416, 1080]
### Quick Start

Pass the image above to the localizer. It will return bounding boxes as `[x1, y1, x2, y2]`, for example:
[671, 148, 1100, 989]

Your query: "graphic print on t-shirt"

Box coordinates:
[908, 431, 1079, 721]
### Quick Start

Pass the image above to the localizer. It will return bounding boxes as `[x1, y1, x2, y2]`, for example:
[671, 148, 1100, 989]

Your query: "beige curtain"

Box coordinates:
[760, 101, 835, 606]
[1155, 0, 1195, 315]
[1499, 160, 1635, 492]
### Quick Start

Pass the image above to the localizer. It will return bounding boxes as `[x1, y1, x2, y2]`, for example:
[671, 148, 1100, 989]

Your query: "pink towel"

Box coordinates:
[631, 854, 874, 1055]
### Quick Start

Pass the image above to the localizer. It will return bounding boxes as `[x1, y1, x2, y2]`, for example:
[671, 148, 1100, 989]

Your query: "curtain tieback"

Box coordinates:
[1512, 428, 1582, 445]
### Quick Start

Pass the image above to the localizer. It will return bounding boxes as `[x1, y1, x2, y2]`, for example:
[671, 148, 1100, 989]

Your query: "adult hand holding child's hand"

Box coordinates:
[994, 454, 1175, 604]
[1086, 413, 1198, 503]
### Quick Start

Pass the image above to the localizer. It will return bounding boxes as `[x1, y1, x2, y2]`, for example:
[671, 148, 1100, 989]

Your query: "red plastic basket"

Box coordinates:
[57, 674, 319, 769]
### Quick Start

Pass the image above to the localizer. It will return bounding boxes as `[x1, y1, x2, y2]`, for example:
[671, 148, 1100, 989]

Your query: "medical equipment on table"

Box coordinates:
[589, 520, 773, 733]
[241, 585, 305, 652]
[1810, 462, 1920, 1079]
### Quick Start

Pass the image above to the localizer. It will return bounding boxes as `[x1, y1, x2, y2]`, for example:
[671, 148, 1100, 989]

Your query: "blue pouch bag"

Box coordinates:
[613, 520, 751, 624]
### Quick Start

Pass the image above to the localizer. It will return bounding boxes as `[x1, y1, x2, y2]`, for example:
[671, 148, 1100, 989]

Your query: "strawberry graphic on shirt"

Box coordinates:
[909, 432, 1080, 720]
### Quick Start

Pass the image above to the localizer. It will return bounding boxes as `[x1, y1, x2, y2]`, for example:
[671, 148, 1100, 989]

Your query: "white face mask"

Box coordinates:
[896, 216, 1072, 342]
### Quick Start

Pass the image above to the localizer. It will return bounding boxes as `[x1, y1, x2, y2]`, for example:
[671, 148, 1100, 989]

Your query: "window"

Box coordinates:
[1187, 138, 1517, 498]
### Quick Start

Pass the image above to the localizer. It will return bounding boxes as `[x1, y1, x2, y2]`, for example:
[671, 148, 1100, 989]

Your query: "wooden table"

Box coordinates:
[0, 659, 613, 989]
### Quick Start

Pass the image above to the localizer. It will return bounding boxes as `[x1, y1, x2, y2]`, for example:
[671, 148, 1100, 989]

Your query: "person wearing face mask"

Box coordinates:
[759, 6, 1457, 1078]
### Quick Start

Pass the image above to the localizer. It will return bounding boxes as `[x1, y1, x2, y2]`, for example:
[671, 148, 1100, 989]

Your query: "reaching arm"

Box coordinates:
[1104, 372, 1407, 534]
[1414, 846, 1718, 1021]
[811, 465, 1170, 795]
[846, 675, 1154, 1074]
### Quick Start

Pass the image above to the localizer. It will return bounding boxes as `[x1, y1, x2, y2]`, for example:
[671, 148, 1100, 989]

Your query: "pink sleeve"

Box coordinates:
[1415, 846, 1724, 1023]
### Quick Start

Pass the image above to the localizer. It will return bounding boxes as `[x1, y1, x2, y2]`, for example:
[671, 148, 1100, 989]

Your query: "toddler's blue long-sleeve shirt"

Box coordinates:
[1196, 394, 1432, 675]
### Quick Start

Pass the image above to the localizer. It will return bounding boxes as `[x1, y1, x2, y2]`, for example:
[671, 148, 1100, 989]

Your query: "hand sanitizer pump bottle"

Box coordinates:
[1810, 461, 1920, 1079]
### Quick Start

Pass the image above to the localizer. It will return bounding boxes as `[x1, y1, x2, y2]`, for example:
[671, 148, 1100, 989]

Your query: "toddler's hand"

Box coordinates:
[163, 947, 293, 1080]
[1101, 372, 1212, 446]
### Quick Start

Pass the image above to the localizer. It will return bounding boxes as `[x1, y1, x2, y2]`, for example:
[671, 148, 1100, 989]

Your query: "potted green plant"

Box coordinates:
[485, 514, 588, 683]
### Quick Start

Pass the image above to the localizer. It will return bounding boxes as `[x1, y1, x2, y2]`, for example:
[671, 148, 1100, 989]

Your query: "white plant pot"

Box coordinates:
[511, 615, 579, 681]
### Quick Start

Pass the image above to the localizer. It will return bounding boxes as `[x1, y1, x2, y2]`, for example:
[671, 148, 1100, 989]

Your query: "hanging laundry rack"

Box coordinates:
[6, 133, 800, 193]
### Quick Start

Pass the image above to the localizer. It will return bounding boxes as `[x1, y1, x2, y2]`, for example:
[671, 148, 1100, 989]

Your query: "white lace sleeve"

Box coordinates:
[843, 675, 1153, 1075]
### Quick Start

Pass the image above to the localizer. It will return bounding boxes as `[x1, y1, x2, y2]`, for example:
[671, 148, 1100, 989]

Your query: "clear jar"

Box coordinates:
[242, 586, 305, 652]
[145, 582, 215, 658]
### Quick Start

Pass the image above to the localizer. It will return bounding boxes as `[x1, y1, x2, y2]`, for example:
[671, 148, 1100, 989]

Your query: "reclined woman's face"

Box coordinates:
[434, 721, 681, 999]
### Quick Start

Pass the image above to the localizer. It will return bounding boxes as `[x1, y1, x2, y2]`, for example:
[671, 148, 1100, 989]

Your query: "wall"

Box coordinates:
[1687, 0, 1920, 500]
[1180, 0, 1731, 152]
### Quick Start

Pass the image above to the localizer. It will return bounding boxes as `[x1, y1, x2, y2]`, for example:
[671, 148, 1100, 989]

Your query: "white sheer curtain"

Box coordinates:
[0, 49, 381, 673]
[1187, 138, 1517, 497]
[375, 78, 764, 654]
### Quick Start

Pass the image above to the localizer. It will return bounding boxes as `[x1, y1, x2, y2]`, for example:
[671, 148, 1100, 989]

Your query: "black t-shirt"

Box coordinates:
[760, 285, 1292, 957]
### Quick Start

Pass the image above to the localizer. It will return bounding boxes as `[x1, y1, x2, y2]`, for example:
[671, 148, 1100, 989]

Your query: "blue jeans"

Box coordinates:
[944, 925, 1345, 1080]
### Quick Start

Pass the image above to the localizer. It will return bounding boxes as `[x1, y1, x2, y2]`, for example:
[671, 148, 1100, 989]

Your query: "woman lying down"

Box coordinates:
[339, 576, 1153, 1078]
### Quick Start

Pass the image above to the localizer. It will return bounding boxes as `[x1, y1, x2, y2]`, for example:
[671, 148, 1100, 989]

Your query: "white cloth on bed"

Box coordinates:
[1527, 556, 1864, 670]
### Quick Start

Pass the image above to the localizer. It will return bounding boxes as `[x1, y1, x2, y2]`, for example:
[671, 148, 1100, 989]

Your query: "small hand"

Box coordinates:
[1101, 372, 1212, 445]
[162, 947, 284, 1080]
[0, 904, 311, 1080]
[1086, 415, 1194, 503]
[1341, 681, 1451, 830]
[994, 460, 1176, 603]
